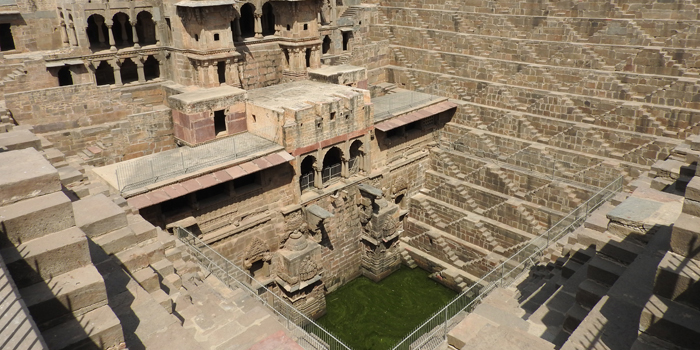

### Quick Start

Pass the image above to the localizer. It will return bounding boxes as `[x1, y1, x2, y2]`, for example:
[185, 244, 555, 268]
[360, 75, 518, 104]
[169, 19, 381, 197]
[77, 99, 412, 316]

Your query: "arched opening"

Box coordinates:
[86, 14, 108, 49]
[349, 140, 363, 174]
[217, 61, 226, 84]
[112, 13, 133, 46]
[58, 66, 73, 86]
[240, 4, 255, 38]
[120, 58, 138, 84]
[95, 61, 115, 86]
[300, 155, 316, 192]
[305, 48, 311, 68]
[230, 19, 240, 42]
[144, 55, 160, 80]
[261, 3, 275, 36]
[395, 194, 405, 207]
[322, 35, 331, 54]
[322, 147, 342, 185]
[136, 11, 156, 45]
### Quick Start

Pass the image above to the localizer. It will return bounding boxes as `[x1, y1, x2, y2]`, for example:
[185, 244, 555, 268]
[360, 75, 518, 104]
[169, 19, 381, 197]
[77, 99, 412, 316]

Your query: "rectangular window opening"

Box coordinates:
[330, 112, 336, 120]
[342, 32, 350, 51]
[217, 61, 226, 84]
[234, 173, 260, 190]
[214, 109, 227, 135]
[0, 23, 16, 51]
[196, 183, 228, 203]
[214, 33, 220, 41]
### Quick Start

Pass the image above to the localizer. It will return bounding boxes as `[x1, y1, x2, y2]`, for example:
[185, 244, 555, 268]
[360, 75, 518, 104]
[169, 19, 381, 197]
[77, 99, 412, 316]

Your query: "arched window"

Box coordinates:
[240, 4, 255, 38]
[322, 147, 342, 185]
[95, 61, 115, 85]
[86, 14, 108, 49]
[112, 13, 133, 46]
[322, 35, 331, 54]
[144, 55, 160, 80]
[261, 3, 275, 36]
[349, 140, 364, 174]
[58, 66, 73, 86]
[136, 11, 156, 45]
[300, 155, 316, 192]
[120, 58, 138, 84]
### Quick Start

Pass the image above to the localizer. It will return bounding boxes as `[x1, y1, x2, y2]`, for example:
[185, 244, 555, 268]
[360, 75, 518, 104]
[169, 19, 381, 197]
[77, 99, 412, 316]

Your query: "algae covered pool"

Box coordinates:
[317, 266, 457, 350]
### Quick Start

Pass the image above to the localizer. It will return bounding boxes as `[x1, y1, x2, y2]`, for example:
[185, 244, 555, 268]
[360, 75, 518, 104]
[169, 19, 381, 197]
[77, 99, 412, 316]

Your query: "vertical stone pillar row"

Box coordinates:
[111, 59, 123, 86]
[94, 16, 107, 46]
[117, 14, 129, 46]
[106, 21, 117, 51]
[131, 19, 140, 48]
[136, 57, 146, 83]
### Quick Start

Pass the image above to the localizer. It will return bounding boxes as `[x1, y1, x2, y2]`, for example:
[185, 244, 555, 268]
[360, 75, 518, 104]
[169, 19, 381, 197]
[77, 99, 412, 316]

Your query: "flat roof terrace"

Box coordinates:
[246, 80, 363, 112]
[93, 132, 286, 196]
[372, 90, 445, 123]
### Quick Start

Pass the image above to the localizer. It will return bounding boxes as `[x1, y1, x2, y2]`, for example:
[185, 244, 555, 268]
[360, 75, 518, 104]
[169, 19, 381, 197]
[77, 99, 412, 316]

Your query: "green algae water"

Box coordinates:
[317, 266, 457, 350]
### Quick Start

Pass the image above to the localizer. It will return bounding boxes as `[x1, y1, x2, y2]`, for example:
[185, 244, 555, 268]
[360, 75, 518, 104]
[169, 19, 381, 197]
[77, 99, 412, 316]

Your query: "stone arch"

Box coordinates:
[322, 35, 331, 54]
[349, 139, 364, 174]
[243, 237, 271, 280]
[144, 55, 160, 80]
[300, 155, 316, 192]
[86, 14, 109, 48]
[95, 61, 115, 85]
[322, 146, 343, 184]
[240, 3, 255, 38]
[112, 12, 133, 46]
[120, 58, 138, 84]
[261, 2, 275, 36]
[136, 11, 156, 45]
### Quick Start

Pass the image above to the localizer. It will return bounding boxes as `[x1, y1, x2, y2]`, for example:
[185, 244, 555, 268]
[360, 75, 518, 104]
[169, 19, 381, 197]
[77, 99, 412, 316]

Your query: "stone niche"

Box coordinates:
[168, 85, 247, 145]
[357, 183, 402, 282]
[274, 221, 327, 319]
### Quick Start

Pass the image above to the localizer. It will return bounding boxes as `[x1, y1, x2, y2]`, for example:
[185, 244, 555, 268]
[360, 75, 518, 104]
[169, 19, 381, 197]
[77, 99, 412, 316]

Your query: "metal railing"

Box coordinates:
[176, 227, 352, 350]
[389, 174, 624, 350]
[374, 94, 440, 121]
[115, 133, 275, 193]
[322, 163, 342, 185]
[300, 172, 315, 192]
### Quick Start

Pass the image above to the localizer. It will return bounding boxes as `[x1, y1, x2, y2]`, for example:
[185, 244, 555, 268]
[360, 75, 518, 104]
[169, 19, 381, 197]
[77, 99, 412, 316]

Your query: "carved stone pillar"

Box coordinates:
[117, 14, 128, 46]
[106, 23, 117, 51]
[313, 164, 322, 189]
[131, 20, 140, 48]
[158, 54, 166, 79]
[311, 46, 321, 69]
[228, 59, 241, 87]
[341, 155, 349, 178]
[68, 23, 78, 46]
[136, 58, 145, 83]
[154, 21, 161, 45]
[60, 21, 69, 46]
[254, 13, 263, 39]
[111, 60, 123, 86]
[95, 16, 106, 46]
[209, 63, 217, 86]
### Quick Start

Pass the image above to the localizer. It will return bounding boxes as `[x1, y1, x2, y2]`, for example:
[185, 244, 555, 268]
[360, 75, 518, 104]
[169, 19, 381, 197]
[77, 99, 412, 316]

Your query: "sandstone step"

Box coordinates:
[42, 148, 65, 163]
[0, 191, 74, 247]
[574, 227, 643, 265]
[20, 264, 107, 328]
[151, 258, 175, 277]
[57, 166, 83, 186]
[639, 295, 700, 349]
[0, 148, 61, 206]
[561, 259, 582, 279]
[151, 289, 174, 314]
[92, 227, 139, 255]
[41, 305, 123, 350]
[127, 214, 158, 241]
[669, 212, 700, 261]
[115, 240, 166, 273]
[73, 194, 128, 238]
[562, 303, 588, 333]
[133, 266, 161, 293]
[472, 302, 530, 332]
[587, 255, 626, 287]
[1, 227, 90, 288]
[575, 279, 608, 310]
[653, 250, 700, 310]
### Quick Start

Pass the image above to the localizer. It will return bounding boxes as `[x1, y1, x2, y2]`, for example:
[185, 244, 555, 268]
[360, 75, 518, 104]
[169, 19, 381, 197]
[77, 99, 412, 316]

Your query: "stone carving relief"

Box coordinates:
[243, 237, 271, 269]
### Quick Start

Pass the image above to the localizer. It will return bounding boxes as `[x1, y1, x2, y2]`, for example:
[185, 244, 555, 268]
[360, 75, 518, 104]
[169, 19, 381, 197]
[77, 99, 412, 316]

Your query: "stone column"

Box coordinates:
[107, 23, 117, 51]
[341, 155, 349, 178]
[233, 18, 242, 42]
[254, 13, 263, 39]
[311, 46, 321, 69]
[60, 21, 69, 46]
[209, 63, 218, 86]
[131, 20, 140, 48]
[154, 21, 161, 45]
[95, 16, 106, 46]
[228, 59, 241, 87]
[112, 60, 123, 86]
[313, 164, 322, 189]
[136, 58, 145, 83]
[117, 15, 129, 46]
[68, 23, 78, 46]
[158, 54, 166, 79]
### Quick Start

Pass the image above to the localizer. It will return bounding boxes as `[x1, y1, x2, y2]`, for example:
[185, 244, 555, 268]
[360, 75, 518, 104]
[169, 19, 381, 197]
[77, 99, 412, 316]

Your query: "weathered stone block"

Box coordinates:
[0, 148, 61, 206]
[0, 191, 75, 246]
[670, 213, 700, 260]
[73, 194, 128, 238]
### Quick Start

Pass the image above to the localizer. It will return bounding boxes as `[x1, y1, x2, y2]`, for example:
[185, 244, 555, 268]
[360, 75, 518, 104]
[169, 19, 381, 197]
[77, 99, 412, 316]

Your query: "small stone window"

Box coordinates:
[214, 33, 220, 41]
[58, 66, 73, 86]
[342, 31, 350, 51]
[214, 110, 226, 135]
[287, 24, 291, 31]
[234, 173, 260, 190]
[303, 24, 308, 30]
[0, 23, 15, 51]
[330, 112, 336, 120]
[194, 34, 199, 41]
